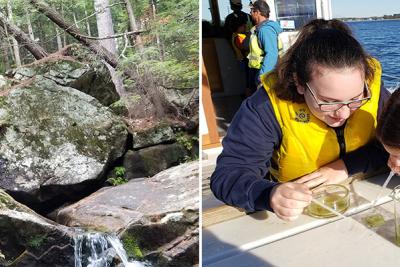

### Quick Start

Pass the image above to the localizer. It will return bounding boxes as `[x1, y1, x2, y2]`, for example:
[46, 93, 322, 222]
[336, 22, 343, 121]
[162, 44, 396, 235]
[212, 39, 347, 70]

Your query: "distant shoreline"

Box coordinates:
[336, 18, 400, 22]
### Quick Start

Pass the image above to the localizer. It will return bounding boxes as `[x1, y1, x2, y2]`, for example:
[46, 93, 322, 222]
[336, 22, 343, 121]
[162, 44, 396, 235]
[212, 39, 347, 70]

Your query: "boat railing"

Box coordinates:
[382, 73, 400, 92]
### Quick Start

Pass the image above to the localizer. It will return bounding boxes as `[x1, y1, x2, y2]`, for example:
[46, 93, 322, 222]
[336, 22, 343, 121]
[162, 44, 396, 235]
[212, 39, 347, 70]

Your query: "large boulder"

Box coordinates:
[131, 123, 176, 150]
[55, 162, 199, 266]
[0, 190, 74, 267]
[0, 78, 128, 208]
[123, 143, 188, 179]
[6, 57, 119, 106]
[159, 87, 198, 117]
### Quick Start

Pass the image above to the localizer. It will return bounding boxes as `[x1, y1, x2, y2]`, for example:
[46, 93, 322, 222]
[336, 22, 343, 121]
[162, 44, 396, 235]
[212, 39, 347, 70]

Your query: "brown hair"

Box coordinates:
[273, 19, 374, 102]
[376, 89, 400, 148]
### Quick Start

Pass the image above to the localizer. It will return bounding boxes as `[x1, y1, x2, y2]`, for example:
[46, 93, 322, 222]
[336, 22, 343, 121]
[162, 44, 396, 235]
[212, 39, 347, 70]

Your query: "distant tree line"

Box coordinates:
[339, 13, 400, 21]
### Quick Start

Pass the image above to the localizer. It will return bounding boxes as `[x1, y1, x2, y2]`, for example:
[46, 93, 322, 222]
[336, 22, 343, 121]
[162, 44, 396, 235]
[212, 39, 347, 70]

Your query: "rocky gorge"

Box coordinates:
[0, 47, 199, 267]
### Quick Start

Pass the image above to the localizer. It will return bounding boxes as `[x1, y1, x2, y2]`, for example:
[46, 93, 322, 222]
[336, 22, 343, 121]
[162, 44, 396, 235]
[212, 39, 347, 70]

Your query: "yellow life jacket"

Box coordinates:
[247, 26, 264, 69]
[247, 25, 284, 69]
[231, 33, 247, 61]
[277, 36, 284, 57]
[261, 58, 382, 182]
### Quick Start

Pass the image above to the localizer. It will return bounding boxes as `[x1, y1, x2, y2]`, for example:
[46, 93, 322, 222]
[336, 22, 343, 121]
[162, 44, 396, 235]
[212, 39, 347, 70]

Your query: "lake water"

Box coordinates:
[348, 20, 400, 89]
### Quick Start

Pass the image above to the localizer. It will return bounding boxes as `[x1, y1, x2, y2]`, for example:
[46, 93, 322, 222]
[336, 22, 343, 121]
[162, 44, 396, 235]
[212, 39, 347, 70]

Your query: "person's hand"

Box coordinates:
[387, 155, 400, 175]
[270, 183, 312, 221]
[295, 159, 349, 189]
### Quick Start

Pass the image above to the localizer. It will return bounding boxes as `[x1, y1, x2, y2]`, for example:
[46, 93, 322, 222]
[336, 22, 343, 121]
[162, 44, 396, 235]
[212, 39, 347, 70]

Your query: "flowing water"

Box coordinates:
[74, 232, 149, 267]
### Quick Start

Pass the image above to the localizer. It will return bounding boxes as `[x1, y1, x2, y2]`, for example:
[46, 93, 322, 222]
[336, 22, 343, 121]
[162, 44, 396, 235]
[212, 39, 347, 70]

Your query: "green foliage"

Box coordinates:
[1, 0, 199, 95]
[107, 166, 128, 186]
[122, 235, 143, 259]
[107, 176, 128, 186]
[176, 132, 198, 162]
[114, 166, 125, 177]
[120, 0, 199, 90]
[27, 234, 47, 249]
[176, 132, 193, 151]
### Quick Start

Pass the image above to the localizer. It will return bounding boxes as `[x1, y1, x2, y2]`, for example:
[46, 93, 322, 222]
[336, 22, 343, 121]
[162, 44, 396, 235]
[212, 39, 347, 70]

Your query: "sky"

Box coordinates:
[332, 0, 400, 18]
[202, 0, 400, 21]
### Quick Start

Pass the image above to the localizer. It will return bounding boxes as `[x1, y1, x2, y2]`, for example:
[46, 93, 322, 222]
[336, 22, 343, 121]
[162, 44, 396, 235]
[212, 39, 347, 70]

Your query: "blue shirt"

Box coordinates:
[257, 20, 283, 75]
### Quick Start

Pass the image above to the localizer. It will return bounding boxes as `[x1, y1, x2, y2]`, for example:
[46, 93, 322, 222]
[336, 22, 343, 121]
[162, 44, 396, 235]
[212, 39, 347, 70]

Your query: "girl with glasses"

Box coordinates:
[210, 19, 390, 221]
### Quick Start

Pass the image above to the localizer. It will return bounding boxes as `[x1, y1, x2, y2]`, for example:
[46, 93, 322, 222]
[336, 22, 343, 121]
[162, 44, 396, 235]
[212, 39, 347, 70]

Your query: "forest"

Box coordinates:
[0, 0, 198, 118]
[0, 0, 199, 266]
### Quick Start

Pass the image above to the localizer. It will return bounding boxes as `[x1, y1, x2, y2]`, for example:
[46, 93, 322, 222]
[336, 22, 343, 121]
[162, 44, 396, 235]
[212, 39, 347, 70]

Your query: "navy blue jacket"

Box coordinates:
[210, 86, 390, 212]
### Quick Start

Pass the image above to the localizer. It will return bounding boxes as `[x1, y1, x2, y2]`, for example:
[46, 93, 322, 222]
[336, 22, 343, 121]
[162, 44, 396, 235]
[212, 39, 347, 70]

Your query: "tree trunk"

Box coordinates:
[0, 11, 47, 60]
[61, 3, 67, 47]
[55, 27, 63, 50]
[151, 0, 164, 61]
[25, 8, 35, 40]
[2, 44, 10, 70]
[7, 1, 21, 66]
[124, 0, 143, 52]
[84, 3, 91, 36]
[73, 13, 79, 29]
[29, 0, 118, 68]
[94, 0, 125, 96]
[0, 27, 11, 70]
[94, 0, 118, 56]
[3, 25, 15, 66]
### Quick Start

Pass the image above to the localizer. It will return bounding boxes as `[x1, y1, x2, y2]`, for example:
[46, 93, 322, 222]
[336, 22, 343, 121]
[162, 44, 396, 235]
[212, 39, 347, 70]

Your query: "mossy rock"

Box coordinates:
[0, 190, 75, 266]
[0, 78, 127, 206]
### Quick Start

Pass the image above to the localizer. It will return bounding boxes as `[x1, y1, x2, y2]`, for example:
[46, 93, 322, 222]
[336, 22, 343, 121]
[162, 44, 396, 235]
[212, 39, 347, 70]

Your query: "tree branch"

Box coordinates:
[158, 83, 197, 90]
[29, 0, 118, 68]
[0, 10, 48, 60]
[73, 29, 147, 40]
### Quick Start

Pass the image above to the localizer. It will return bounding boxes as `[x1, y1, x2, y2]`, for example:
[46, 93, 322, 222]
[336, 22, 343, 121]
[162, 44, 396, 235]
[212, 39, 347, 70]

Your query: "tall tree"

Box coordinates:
[0, 11, 48, 60]
[151, 0, 163, 61]
[94, 0, 126, 96]
[29, 0, 118, 68]
[84, 2, 91, 36]
[61, 3, 67, 47]
[7, 0, 22, 66]
[124, 0, 143, 52]
[55, 27, 63, 50]
[94, 0, 117, 56]
[0, 26, 10, 70]
[25, 7, 35, 40]
[72, 12, 79, 29]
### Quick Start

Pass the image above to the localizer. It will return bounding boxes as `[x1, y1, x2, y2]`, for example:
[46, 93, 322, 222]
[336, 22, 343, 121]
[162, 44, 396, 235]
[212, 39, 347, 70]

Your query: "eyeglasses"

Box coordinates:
[305, 82, 371, 112]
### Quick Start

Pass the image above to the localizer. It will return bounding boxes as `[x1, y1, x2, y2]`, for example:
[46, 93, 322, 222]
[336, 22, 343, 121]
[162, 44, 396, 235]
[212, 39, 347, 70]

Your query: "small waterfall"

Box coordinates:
[74, 232, 148, 267]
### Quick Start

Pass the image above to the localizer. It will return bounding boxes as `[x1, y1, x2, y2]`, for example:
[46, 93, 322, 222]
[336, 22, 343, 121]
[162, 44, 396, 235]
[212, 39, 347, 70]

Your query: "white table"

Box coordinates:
[203, 173, 400, 267]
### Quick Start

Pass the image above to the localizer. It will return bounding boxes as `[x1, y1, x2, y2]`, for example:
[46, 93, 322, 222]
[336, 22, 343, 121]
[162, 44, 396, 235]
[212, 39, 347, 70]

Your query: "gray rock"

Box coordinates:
[123, 143, 188, 179]
[0, 75, 10, 89]
[132, 124, 176, 149]
[159, 87, 198, 112]
[8, 58, 119, 106]
[55, 162, 199, 266]
[109, 99, 130, 117]
[0, 78, 128, 206]
[0, 190, 75, 267]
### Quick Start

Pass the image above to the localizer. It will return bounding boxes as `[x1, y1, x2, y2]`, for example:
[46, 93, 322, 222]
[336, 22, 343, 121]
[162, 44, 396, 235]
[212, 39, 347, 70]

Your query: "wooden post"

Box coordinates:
[201, 56, 220, 149]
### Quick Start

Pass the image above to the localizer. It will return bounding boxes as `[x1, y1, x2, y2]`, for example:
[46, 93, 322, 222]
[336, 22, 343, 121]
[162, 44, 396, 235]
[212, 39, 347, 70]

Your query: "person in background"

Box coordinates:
[210, 19, 390, 221]
[376, 88, 400, 175]
[247, 0, 282, 94]
[231, 17, 252, 97]
[224, 0, 252, 40]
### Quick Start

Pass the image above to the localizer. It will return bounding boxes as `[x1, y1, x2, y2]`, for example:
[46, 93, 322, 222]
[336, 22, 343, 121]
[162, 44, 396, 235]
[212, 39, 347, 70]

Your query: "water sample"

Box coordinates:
[308, 184, 350, 218]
